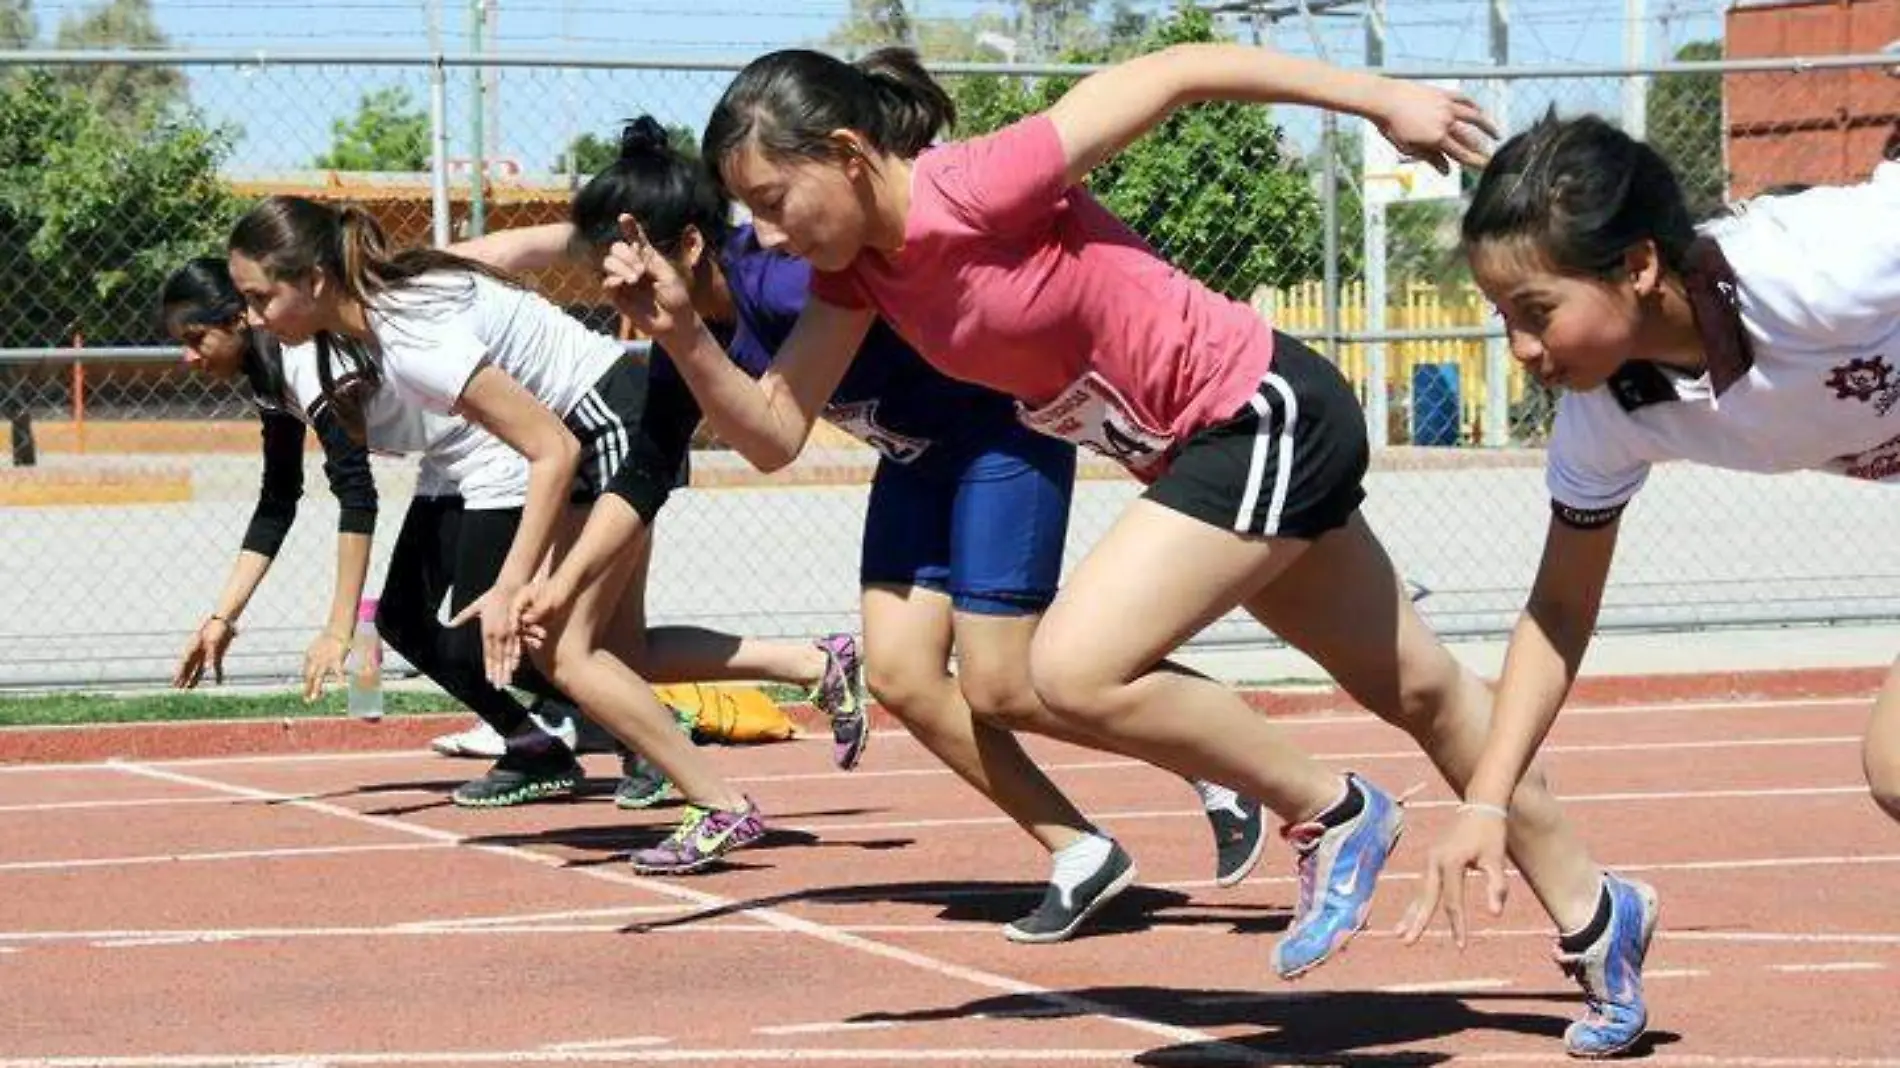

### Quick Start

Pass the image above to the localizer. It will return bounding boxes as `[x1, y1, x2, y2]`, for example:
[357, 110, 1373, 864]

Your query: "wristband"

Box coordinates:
[1458, 801, 1511, 821]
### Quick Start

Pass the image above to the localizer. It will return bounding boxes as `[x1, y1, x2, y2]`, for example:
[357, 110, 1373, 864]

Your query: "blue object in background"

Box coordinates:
[1411, 363, 1461, 447]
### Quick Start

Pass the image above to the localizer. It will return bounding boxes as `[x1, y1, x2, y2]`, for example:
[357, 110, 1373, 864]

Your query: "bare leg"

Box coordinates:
[1865, 655, 1900, 823]
[1245, 512, 1601, 931]
[861, 584, 1091, 853]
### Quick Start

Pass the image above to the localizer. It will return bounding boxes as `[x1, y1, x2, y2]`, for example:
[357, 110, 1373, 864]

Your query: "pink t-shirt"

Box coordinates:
[810, 114, 1274, 479]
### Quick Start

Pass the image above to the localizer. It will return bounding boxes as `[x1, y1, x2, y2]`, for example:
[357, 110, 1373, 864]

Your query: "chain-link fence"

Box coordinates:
[3, 47, 1897, 688]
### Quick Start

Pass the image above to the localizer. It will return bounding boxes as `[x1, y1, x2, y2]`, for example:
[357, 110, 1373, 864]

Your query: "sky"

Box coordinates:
[17, 0, 1731, 175]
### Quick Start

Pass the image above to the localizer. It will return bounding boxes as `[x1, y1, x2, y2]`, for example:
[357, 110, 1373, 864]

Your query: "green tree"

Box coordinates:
[558, 122, 699, 175]
[1025, 0, 1095, 59]
[52, 0, 185, 124]
[948, 5, 1329, 297]
[0, 0, 35, 48]
[563, 131, 618, 175]
[1328, 132, 1469, 289]
[0, 70, 240, 346]
[1104, 0, 1150, 50]
[314, 86, 430, 172]
[828, 0, 913, 52]
[826, 0, 1097, 61]
[1647, 39, 1726, 219]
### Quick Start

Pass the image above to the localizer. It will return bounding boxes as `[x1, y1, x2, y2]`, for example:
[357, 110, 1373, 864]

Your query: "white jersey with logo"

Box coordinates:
[1548, 162, 1900, 517]
[278, 336, 529, 510]
[359, 271, 623, 507]
[367, 271, 622, 417]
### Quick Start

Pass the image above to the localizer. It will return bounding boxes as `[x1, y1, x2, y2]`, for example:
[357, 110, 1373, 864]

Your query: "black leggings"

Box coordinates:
[375, 495, 566, 737]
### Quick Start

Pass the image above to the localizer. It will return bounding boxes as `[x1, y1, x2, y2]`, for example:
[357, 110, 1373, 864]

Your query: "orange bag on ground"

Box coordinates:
[653, 683, 797, 744]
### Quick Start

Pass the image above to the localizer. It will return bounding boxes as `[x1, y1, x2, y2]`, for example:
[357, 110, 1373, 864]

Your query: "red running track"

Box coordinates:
[0, 693, 1894, 1066]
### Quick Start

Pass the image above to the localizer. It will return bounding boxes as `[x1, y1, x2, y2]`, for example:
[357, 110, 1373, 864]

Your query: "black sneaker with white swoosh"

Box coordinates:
[1003, 841, 1138, 944]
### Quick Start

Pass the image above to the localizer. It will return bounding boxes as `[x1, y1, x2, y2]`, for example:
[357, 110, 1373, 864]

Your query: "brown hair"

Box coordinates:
[227, 195, 525, 442]
[704, 47, 954, 179]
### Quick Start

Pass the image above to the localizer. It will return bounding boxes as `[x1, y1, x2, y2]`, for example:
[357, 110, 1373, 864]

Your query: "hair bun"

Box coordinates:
[618, 116, 672, 161]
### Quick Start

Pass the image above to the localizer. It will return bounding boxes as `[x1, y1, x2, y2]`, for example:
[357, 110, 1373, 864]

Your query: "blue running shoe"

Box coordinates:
[1558, 874, 1659, 1059]
[1270, 773, 1405, 979]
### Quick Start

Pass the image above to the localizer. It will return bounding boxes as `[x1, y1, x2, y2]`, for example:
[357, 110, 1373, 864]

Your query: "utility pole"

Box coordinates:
[1484, 0, 1510, 447]
[427, 0, 450, 247]
[1362, 0, 1388, 446]
[1624, 0, 1648, 138]
[467, 0, 487, 236]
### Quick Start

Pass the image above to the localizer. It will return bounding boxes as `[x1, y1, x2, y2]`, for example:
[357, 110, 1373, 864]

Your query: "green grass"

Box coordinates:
[759, 682, 809, 706]
[0, 688, 462, 728]
[0, 680, 817, 729]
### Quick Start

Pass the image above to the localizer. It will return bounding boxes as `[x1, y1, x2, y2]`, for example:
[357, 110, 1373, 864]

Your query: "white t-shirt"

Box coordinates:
[367, 272, 623, 421]
[1548, 162, 1900, 521]
[361, 272, 624, 508]
[277, 336, 529, 509]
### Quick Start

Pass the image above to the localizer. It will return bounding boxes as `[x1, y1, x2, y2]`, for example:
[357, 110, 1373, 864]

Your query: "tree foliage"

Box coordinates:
[947, 6, 1331, 297]
[1647, 39, 1726, 220]
[52, 0, 186, 125]
[0, 70, 240, 345]
[314, 86, 431, 172]
[559, 122, 699, 175]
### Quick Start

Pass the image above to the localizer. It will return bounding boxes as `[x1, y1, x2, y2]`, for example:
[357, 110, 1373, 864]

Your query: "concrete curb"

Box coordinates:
[1, 665, 1884, 766]
[0, 465, 192, 507]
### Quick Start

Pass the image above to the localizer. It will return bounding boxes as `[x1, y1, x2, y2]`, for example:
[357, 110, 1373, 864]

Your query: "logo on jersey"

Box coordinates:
[825, 399, 931, 464]
[1825, 355, 1900, 415]
[1837, 431, 1900, 482]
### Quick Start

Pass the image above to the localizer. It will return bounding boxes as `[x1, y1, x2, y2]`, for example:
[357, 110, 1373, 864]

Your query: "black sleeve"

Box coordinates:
[1550, 499, 1628, 530]
[239, 412, 309, 557]
[311, 406, 378, 536]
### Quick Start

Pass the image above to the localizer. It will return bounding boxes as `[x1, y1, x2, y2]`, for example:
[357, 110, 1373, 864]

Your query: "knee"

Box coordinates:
[1371, 653, 1474, 741]
[864, 653, 938, 724]
[534, 630, 595, 697]
[374, 604, 433, 664]
[958, 665, 1043, 733]
[1866, 737, 1900, 823]
[1027, 630, 1125, 726]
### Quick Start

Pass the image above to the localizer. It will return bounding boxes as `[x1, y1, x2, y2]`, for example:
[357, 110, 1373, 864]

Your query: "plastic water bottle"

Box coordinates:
[348, 597, 384, 722]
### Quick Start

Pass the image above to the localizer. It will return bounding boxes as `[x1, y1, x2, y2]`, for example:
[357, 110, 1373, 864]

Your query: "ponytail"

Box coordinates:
[572, 115, 730, 254]
[229, 194, 524, 305]
[313, 331, 380, 446]
[229, 194, 523, 445]
[333, 203, 396, 307]
[705, 47, 955, 173]
[853, 48, 955, 158]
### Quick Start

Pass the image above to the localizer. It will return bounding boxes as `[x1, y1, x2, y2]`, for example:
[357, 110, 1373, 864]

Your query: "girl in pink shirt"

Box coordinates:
[601, 44, 1615, 1005]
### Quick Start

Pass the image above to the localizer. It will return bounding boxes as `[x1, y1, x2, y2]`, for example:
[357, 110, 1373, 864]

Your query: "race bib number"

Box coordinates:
[1018, 372, 1174, 475]
[825, 399, 932, 465]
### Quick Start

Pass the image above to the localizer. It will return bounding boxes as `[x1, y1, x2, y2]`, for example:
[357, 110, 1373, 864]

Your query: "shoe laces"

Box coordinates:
[1556, 948, 1609, 1010]
[810, 637, 857, 714]
[1285, 825, 1322, 920]
[662, 805, 712, 848]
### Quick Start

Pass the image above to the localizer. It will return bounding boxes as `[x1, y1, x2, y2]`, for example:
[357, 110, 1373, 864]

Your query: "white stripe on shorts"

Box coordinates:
[1234, 373, 1299, 536]
[590, 393, 625, 493]
[569, 392, 609, 495]
[594, 391, 629, 490]
[603, 394, 630, 487]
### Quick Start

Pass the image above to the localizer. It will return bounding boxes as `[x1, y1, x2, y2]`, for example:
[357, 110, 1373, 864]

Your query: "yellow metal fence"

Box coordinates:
[1258, 281, 1529, 445]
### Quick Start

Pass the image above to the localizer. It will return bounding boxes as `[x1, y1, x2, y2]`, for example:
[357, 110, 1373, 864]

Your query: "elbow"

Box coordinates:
[744, 432, 804, 475]
[752, 446, 797, 475]
[548, 429, 583, 473]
